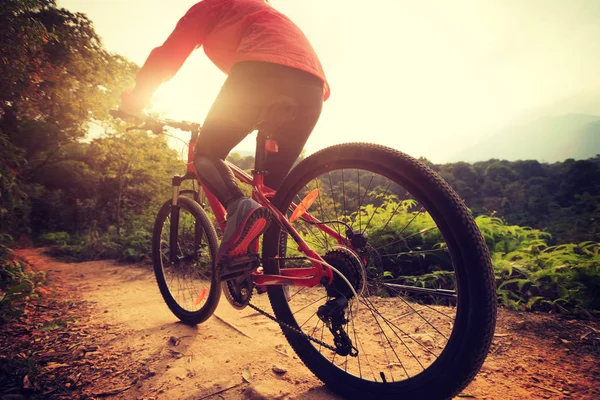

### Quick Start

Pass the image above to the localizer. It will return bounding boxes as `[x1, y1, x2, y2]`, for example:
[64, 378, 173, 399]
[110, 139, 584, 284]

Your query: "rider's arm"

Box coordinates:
[122, 1, 216, 112]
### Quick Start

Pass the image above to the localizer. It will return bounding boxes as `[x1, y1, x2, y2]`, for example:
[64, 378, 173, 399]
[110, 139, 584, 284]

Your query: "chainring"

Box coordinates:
[222, 274, 253, 310]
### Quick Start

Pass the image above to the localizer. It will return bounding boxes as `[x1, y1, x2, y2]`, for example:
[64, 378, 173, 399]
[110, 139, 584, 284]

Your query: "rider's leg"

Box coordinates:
[194, 90, 268, 262]
[256, 88, 321, 297]
[262, 99, 322, 191]
[194, 61, 323, 262]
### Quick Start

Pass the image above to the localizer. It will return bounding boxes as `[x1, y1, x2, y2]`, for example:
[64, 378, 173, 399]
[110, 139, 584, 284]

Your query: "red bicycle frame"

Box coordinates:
[181, 130, 349, 288]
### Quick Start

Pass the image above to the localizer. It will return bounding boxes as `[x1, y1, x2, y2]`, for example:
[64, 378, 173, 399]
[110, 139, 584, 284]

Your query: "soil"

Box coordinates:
[1, 248, 599, 400]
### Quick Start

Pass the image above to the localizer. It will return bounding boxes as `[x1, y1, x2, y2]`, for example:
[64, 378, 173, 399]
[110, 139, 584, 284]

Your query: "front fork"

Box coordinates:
[169, 177, 182, 264]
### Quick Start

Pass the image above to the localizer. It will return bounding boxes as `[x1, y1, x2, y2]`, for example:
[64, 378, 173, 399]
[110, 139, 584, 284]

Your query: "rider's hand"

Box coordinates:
[119, 88, 148, 122]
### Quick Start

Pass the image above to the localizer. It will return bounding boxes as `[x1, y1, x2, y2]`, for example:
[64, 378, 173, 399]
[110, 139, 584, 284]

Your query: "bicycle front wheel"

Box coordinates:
[152, 196, 220, 325]
[262, 143, 496, 400]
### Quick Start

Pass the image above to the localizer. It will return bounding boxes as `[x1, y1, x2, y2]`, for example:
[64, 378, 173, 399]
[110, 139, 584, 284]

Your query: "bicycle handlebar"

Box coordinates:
[108, 109, 132, 121]
[109, 109, 201, 134]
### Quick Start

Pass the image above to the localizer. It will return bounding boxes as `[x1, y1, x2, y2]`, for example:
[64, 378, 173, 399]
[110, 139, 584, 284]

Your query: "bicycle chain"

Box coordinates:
[260, 256, 310, 262]
[250, 255, 339, 353]
[247, 302, 338, 353]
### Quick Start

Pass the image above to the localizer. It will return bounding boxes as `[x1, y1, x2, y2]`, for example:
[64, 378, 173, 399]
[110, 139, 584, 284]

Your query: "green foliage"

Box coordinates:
[0, 0, 139, 240]
[226, 152, 255, 172]
[44, 206, 156, 263]
[46, 230, 151, 262]
[86, 130, 181, 234]
[297, 188, 600, 315]
[1, 0, 598, 321]
[0, 131, 29, 238]
[434, 157, 600, 244]
[0, 234, 45, 323]
[359, 199, 600, 315]
[38, 231, 70, 245]
[484, 216, 600, 314]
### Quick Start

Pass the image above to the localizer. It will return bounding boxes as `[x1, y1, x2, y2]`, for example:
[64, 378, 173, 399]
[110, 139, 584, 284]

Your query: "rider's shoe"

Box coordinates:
[217, 198, 271, 266]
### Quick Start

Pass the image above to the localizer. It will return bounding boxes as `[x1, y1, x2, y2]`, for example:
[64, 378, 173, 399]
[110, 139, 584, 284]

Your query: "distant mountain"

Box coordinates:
[451, 113, 600, 162]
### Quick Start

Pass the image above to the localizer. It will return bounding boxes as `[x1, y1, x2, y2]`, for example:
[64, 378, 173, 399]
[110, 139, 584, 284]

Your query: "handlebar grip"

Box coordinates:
[109, 109, 136, 120]
[169, 121, 191, 131]
[109, 109, 200, 132]
[167, 120, 201, 131]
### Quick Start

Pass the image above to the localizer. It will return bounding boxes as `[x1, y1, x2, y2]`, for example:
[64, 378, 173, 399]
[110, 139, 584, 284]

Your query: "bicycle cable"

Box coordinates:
[303, 255, 360, 320]
[248, 254, 361, 354]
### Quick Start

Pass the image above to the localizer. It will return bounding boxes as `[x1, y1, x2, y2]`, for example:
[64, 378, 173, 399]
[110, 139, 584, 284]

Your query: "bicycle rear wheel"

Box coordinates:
[152, 196, 220, 325]
[262, 143, 496, 400]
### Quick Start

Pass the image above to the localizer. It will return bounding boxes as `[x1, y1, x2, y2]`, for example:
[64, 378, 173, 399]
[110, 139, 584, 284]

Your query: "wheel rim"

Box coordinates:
[159, 207, 215, 313]
[275, 166, 461, 384]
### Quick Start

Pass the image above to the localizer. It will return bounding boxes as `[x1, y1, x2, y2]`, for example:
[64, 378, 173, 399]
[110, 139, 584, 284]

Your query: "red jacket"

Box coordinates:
[124, 0, 329, 110]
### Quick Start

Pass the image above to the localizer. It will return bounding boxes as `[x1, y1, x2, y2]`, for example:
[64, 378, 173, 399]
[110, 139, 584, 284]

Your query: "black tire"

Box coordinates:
[262, 143, 497, 400]
[152, 196, 220, 325]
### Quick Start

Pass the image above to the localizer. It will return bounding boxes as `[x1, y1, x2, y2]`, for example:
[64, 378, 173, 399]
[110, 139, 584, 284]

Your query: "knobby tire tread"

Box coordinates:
[262, 143, 497, 400]
[152, 196, 220, 325]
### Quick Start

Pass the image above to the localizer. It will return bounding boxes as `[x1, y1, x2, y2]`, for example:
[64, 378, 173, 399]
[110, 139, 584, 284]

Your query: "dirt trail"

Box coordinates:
[12, 249, 600, 400]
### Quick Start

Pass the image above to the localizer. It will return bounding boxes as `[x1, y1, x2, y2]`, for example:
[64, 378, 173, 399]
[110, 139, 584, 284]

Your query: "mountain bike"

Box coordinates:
[110, 109, 497, 400]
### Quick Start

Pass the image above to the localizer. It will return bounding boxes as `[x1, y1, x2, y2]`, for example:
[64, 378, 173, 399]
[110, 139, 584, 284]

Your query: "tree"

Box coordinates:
[0, 0, 138, 238]
[87, 131, 182, 235]
[0, 0, 137, 173]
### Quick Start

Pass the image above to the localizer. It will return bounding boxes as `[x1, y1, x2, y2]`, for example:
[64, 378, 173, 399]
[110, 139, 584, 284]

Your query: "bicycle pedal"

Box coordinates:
[220, 253, 260, 281]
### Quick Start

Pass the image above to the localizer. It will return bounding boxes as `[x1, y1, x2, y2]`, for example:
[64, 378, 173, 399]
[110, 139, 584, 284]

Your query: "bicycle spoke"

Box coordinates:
[349, 305, 362, 378]
[382, 283, 456, 299]
[379, 248, 449, 257]
[353, 172, 375, 232]
[356, 170, 360, 231]
[395, 295, 449, 342]
[364, 296, 428, 371]
[341, 169, 347, 224]
[388, 207, 426, 245]
[296, 192, 330, 251]
[298, 306, 321, 329]
[360, 297, 440, 359]
[361, 180, 392, 235]
[359, 296, 410, 379]
[375, 314, 397, 381]
[384, 285, 456, 320]
[318, 318, 326, 353]
[328, 172, 341, 237]
[272, 164, 468, 386]
[159, 206, 214, 313]
[287, 286, 310, 301]
[374, 225, 440, 251]
[353, 326, 378, 381]
[315, 179, 333, 250]
[375, 194, 409, 238]
[292, 294, 327, 317]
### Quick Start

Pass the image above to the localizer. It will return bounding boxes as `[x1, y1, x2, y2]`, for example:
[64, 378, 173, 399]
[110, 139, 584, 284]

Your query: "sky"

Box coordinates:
[59, 0, 600, 162]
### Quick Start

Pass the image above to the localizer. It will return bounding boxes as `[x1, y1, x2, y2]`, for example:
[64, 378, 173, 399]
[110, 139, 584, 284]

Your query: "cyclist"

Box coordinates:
[119, 0, 329, 267]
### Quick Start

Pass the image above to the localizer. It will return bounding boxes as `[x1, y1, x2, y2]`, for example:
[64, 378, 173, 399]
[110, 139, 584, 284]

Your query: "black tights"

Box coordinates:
[194, 61, 324, 210]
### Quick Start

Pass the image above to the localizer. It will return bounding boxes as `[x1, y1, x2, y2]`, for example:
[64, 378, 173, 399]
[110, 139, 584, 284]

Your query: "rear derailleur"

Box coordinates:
[317, 296, 359, 357]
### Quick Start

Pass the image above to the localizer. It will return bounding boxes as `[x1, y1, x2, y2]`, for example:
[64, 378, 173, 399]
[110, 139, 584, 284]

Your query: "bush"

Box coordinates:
[0, 234, 45, 323]
[38, 231, 71, 246]
[342, 198, 600, 315]
[476, 215, 600, 314]
[46, 229, 151, 263]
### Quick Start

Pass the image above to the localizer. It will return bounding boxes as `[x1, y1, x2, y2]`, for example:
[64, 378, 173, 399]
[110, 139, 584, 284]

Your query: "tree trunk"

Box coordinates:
[116, 173, 125, 237]
[116, 182, 122, 236]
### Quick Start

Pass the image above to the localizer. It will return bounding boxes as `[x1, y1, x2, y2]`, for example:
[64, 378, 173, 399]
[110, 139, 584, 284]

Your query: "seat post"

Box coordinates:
[254, 129, 268, 174]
